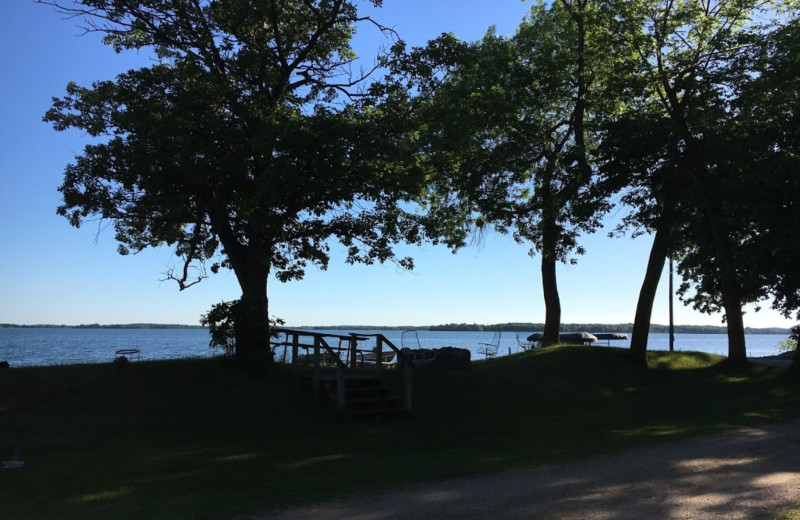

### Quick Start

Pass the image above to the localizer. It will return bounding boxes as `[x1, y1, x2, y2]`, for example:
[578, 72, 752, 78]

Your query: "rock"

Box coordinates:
[0, 361, 9, 369]
[430, 347, 471, 369]
[400, 347, 471, 370]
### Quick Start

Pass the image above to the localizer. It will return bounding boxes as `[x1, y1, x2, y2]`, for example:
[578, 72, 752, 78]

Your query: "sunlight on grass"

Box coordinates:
[743, 411, 771, 419]
[647, 351, 724, 370]
[277, 453, 352, 470]
[779, 505, 800, 520]
[613, 425, 693, 439]
[138, 470, 206, 485]
[216, 452, 262, 463]
[67, 486, 133, 504]
[723, 375, 751, 383]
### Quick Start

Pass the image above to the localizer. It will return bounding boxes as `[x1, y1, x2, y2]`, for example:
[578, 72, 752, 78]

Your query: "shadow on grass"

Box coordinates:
[1, 348, 798, 519]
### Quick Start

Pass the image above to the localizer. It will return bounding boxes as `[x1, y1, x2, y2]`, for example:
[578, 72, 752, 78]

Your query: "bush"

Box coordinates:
[777, 337, 798, 352]
[199, 300, 284, 355]
[777, 325, 800, 352]
[200, 300, 239, 355]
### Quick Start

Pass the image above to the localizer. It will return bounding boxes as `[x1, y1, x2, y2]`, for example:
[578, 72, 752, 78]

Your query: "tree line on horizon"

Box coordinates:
[41, 0, 799, 369]
[424, 323, 793, 335]
[0, 323, 206, 329]
[1, 322, 791, 335]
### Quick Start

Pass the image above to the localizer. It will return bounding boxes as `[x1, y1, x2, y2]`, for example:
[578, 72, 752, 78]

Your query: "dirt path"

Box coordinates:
[254, 420, 800, 520]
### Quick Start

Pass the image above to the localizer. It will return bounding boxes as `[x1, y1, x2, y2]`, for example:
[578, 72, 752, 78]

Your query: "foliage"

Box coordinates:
[671, 16, 800, 322]
[427, 322, 792, 334]
[777, 325, 800, 352]
[728, 19, 800, 320]
[408, 1, 616, 257]
[199, 300, 285, 356]
[42, 0, 426, 358]
[391, 1, 621, 345]
[777, 337, 798, 353]
[598, 0, 796, 362]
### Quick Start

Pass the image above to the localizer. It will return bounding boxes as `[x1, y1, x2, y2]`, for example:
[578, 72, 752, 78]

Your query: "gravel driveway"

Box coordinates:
[254, 420, 800, 520]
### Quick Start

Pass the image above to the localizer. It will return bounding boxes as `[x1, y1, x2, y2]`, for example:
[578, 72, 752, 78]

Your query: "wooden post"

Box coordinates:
[375, 335, 383, 376]
[404, 363, 412, 411]
[336, 366, 346, 412]
[291, 333, 300, 371]
[348, 334, 358, 369]
[313, 335, 321, 398]
[669, 256, 675, 352]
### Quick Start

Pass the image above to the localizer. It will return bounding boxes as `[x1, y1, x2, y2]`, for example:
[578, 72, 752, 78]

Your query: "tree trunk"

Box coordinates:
[209, 210, 274, 364]
[234, 265, 271, 362]
[541, 253, 562, 346]
[706, 221, 747, 364]
[630, 197, 675, 367]
[694, 170, 748, 364]
[719, 275, 747, 364]
[540, 196, 562, 346]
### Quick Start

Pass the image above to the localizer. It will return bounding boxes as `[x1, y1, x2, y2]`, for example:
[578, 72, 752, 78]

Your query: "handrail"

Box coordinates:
[316, 336, 346, 411]
[271, 328, 412, 412]
[373, 334, 412, 410]
[356, 333, 404, 358]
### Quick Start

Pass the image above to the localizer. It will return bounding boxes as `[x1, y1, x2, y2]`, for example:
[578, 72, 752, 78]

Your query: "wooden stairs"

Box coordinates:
[322, 374, 406, 418]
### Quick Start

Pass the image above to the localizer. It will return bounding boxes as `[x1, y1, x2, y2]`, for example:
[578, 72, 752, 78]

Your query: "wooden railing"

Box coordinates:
[271, 328, 412, 411]
[362, 334, 412, 410]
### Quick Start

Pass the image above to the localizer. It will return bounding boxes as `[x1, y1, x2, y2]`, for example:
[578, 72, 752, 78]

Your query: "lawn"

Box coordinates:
[1, 346, 798, 519]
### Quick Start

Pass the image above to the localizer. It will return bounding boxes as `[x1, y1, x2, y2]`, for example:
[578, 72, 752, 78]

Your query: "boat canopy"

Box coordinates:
[592, 333, 628, 341]
[526, 332, 598, 344]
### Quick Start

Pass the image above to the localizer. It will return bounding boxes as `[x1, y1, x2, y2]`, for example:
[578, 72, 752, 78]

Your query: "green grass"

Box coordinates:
[779, 505, 800, 520]
[1, 346, 798, 519]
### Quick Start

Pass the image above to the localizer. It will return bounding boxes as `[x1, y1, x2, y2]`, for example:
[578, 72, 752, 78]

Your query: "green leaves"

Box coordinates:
[45, 0, 429, 356]
[602, 0, 800, 323]
[414, 0, 618, 261]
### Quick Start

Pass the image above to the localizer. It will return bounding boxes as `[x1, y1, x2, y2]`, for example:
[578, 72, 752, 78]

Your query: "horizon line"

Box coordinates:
[1, 322, 792, 331]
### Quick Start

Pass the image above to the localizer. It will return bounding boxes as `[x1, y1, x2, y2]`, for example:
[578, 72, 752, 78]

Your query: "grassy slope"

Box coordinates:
[1, 347, 798, 520]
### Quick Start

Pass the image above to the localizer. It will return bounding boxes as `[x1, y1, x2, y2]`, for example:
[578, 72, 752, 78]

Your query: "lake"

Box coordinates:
[0, 327, 792, 367]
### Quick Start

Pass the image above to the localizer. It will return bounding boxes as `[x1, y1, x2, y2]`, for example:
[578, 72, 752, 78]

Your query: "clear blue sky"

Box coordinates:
[0, 0, 793, 329]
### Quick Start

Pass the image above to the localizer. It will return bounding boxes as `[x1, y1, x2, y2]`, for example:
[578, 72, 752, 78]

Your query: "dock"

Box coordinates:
[271, 328, 412, 417]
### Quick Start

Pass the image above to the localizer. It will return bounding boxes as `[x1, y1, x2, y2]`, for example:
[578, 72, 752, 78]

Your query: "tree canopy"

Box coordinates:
[396, 0, 618, 346]
[597, 0, 797, 364]
[43, 0, 425, 360]
[43, 0, 799, 367]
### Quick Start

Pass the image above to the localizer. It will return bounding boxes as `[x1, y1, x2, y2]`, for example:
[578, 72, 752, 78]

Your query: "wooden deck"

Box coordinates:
[273, 328, 412, 416]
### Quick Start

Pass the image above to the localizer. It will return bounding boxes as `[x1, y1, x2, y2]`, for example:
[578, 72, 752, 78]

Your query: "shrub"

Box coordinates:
[200, 300, 284, 355]
[777, 325, 800, 352]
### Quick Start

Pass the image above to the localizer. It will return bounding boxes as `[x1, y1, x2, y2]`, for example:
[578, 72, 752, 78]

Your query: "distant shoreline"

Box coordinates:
[302, 323, 792, 335]
[0, 323, 791, 335]
[0, 323, 206, 330]
[2, 322, 790, 335]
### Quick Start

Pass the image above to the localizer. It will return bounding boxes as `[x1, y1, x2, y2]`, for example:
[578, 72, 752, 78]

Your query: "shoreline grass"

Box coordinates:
[1, 346, 798, 519]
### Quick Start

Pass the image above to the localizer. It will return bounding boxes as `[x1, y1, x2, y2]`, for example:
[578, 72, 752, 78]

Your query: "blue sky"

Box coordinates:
[0, 0, 793, 329]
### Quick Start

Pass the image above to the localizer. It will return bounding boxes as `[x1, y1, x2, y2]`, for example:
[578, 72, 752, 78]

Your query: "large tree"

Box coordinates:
[43, 0, 422, 361]
[402, 1, 616, 345]
[674, 16, 800, 368]
[602, 0, 789, 365]
[744, 19, 800, 371]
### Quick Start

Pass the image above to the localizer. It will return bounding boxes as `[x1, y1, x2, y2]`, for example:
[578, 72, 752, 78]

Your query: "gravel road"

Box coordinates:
[253, 420, 800, 520]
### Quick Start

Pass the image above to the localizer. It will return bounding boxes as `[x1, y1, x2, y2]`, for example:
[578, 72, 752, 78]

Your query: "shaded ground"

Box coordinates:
[750, 352, 796, 367]
[254, 420, 800, 520]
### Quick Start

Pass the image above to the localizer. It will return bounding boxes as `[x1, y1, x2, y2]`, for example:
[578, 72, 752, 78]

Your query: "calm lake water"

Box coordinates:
[0, 327, 792, 367]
